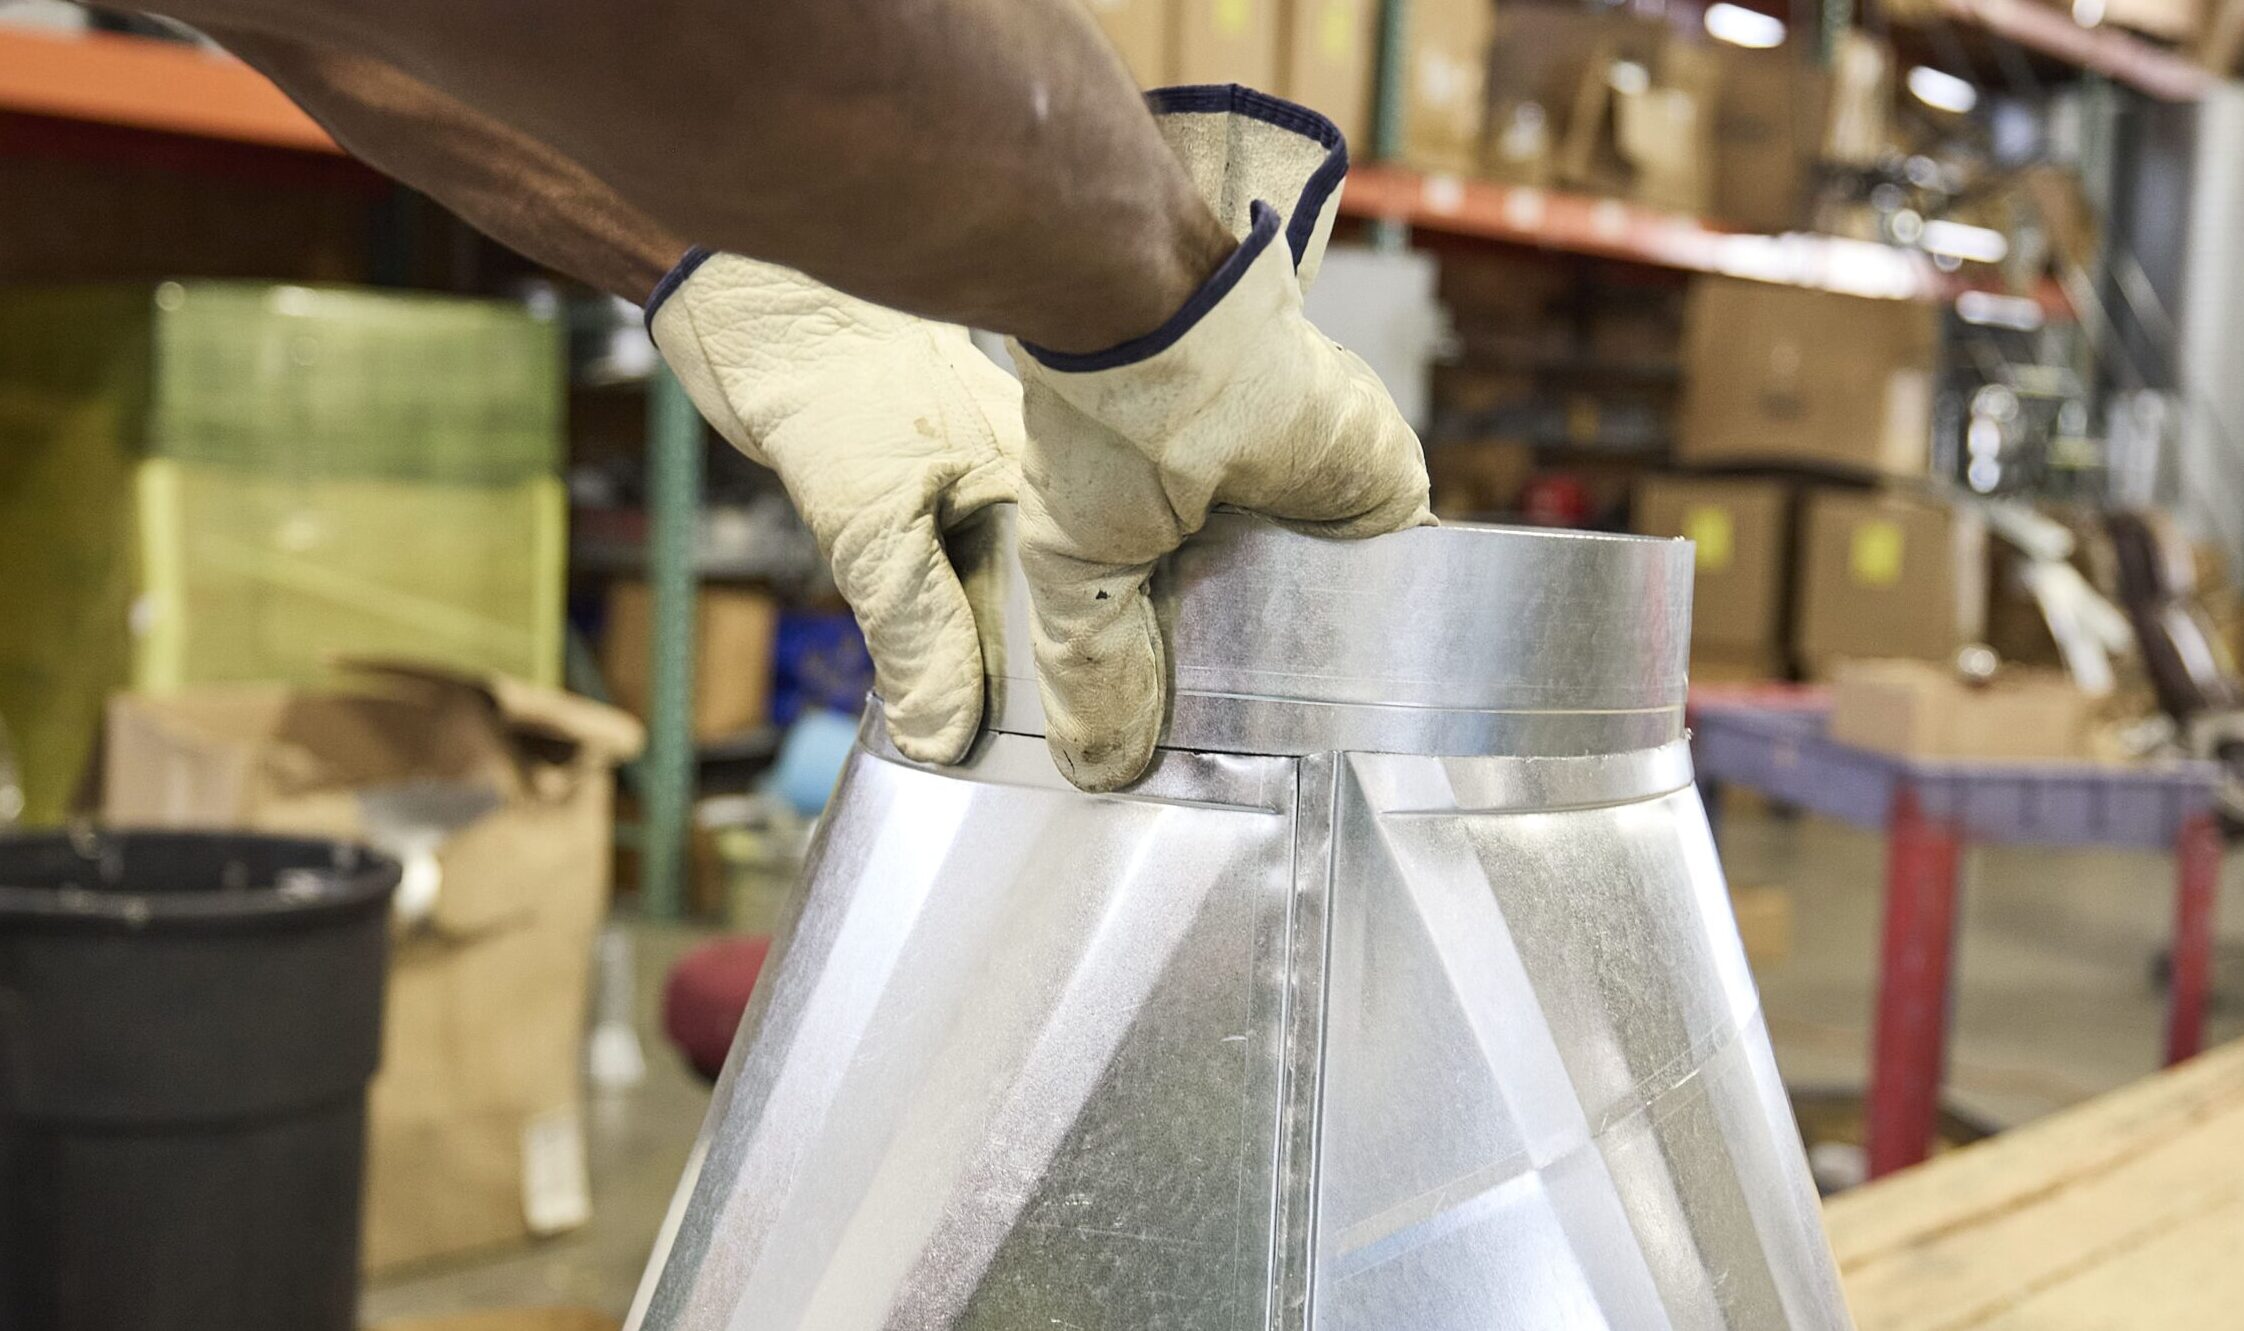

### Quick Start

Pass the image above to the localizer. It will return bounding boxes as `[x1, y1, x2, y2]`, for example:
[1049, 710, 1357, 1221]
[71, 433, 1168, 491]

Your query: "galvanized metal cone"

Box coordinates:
[628, 509, 1852, 1331]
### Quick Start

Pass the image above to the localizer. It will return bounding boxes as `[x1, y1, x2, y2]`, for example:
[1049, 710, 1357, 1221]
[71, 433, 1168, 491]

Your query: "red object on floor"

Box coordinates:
[663, 935, 775, 1080]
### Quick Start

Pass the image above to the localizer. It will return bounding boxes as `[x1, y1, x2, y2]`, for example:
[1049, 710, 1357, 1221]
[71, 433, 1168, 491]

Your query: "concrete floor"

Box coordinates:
[362, 808, 2244, 1324]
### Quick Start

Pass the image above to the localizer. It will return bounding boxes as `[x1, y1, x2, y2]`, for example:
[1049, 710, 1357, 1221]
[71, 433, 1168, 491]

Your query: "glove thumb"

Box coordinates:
[829, 510, 989, 766]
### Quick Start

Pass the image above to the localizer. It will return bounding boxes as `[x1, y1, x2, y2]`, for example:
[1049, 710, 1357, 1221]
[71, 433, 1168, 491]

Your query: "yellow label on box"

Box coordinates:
[1850, 520, 1905, 588]
[1684, 506, 1734, 572]
[1216, 0, 1251, 36]
[1319, 0, 1352, 59]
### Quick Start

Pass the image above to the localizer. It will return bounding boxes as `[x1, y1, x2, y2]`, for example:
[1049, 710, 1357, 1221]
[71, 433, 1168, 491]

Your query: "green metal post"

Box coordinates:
[640, 366, 703, 919]
[1374, 0, 1408, 163]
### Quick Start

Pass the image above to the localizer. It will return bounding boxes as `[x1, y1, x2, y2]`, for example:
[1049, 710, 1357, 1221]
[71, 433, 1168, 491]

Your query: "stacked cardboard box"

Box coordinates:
[1634, 476, 1794, 681]
[0, 283, 565, 826]
[1794, 488, 1988, 675]
[1082, 0, 1172, 85]
[1475, 10, 1843, 230]
[1679, 277, 1941, 479]
[1395, 0, 1495, 173]
[601, 582, 780, 743]
[1081, 0, 1379, 151]
[1277, 0, 1381, 149]
[1706, 46, 1831, 235]
[1172, 0, 1281, 86]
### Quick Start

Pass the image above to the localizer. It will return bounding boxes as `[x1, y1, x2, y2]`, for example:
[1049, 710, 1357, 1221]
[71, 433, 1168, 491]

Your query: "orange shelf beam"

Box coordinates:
[1340, 164, 1953, 298]
[0, 27, 336, 152]
[1339, 163, 2070, 317]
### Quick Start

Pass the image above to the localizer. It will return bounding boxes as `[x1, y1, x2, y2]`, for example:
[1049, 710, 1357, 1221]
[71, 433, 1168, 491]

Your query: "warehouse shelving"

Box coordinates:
[1340, 164, 1928, 297]
[4, 26, 2066, 315]
[1882, 0, 2214, 101]
[1339, 163, 2066, 312]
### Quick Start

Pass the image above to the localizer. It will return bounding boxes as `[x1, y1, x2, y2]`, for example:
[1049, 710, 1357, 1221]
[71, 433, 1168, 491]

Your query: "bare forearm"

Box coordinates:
[152, 0, 1232, 350]
[208, 27, 679, 300]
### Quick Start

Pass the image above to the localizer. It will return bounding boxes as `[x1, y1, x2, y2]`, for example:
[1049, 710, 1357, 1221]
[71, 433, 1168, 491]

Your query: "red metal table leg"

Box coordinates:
[1867, 783, 1963, 1180]
[2165, 811, 2222, 1065]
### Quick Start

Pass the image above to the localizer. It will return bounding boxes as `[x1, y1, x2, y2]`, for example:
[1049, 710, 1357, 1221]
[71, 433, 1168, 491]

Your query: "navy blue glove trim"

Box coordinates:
[1019, 200, 1280, 374]
[643, 245, 717, 334]
[1143, 84, 1350, 274]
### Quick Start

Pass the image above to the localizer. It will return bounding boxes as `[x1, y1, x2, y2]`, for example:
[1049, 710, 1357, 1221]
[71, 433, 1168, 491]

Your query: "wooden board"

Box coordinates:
[1825, 1040, 2244, 1329]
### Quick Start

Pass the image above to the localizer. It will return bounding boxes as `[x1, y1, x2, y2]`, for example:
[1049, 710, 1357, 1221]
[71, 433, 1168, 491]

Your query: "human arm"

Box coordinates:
[203, 26, 678, 302]
[155, 0, 1234, 353]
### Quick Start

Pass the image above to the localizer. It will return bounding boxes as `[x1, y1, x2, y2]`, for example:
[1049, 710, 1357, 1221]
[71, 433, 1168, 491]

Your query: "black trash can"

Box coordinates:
[0, 831, 399, 1331]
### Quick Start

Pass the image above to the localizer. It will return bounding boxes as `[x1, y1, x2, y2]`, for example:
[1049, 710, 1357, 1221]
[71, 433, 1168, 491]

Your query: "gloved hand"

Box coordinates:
[647, 251, 1022, 765]
[1009, 87, 1433, 792]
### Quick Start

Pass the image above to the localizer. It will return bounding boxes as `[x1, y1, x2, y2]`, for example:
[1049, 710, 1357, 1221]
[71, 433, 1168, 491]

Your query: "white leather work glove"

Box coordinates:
[1008, 86, 1432, 792]
[646, 251, 1022, 765]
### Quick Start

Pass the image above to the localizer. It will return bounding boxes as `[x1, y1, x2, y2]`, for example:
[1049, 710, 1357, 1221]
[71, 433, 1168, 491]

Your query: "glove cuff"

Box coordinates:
[1144, 85, 1348, 279]
[1016, 200, 1282, 374]
[642, 245, 716, 332]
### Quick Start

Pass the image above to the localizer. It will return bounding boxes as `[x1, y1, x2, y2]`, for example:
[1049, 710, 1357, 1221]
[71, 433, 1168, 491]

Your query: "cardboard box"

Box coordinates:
[1709, 47, 1831, 234]
[1479, 7, 1618, 184]
[1082, 0, 1172, 85]
[1428, 439, 1536, 519]
[1278, 0, 1379, 149]
[1634, 476, 1792, 664]
[102, 664, 643, 1273]
[602, 582, 779, 743]
[1679, 278, 1941, 478]
[1170, 0, 1280, 87]
[1552, 20, 1718, 214]
[1793, 489, 1988, 671]
[1829, 658, 2099, 761]
[1397, 0, 1492, 173]
[0, 283, 565, 826]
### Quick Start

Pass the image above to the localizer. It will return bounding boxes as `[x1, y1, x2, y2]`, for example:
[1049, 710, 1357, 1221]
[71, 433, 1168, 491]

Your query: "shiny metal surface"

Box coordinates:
[1313, 755, 1842, 1328]
[951, 506, 1693, 758]
[636, 718, 1301, 1330]
[630, 515, 1848, 1330]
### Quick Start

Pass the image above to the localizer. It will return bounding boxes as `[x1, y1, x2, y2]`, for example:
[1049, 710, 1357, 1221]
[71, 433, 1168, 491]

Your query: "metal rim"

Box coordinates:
[0, 830, 400, 931]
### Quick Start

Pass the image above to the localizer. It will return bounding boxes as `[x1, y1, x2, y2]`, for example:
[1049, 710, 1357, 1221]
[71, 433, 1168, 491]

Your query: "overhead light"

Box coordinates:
[1705, 3, 1787, 48]
[1907, 65, 1979, 114]
[1921, 219, 2010, 264]
[1608, 60, 1651, 95]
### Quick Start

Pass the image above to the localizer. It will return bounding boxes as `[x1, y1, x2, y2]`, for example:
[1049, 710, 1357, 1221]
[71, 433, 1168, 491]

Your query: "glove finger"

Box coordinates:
[1222, 342, 1433, 538]
[939, 451, 1018, 530]
[831, 512, 989, 766]
[1018, 544, 1166, 793]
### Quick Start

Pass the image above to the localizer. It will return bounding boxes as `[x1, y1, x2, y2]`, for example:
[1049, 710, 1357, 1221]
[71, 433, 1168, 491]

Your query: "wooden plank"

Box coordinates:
[1981, 1191, 2244, 1330]
[1827, 1041, 2244, 1330]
